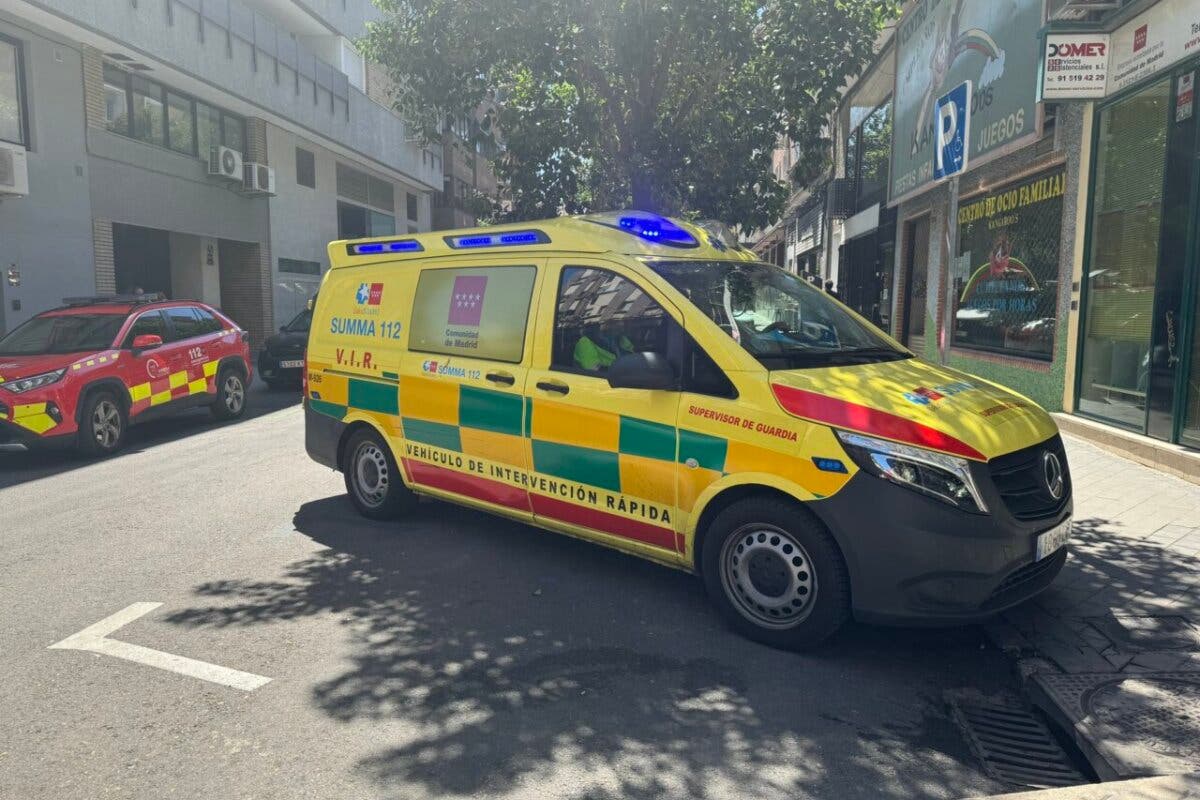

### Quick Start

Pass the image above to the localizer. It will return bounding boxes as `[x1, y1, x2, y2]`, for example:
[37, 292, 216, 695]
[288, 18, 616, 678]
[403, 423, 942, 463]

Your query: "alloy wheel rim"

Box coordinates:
[92, 400, 121, 449]
[353, 442, 389, 508]
[719, 523, 817, 629]
[224, 376, 245, 413]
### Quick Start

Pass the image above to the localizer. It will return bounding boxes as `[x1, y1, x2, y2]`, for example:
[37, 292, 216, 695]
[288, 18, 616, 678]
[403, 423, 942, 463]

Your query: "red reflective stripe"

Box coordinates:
[530, 493, 676, 551]
[403, 459, 530, 513]
[770, 383, 986, 461]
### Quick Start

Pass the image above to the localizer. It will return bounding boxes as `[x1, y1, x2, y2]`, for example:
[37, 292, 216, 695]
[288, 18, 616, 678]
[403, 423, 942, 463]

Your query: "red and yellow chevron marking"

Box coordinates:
[128, 360, 218, 414]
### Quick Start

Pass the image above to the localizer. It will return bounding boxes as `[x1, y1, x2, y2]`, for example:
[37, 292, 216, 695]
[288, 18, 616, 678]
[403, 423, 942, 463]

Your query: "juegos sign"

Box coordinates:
[890, 0, 1045, 204]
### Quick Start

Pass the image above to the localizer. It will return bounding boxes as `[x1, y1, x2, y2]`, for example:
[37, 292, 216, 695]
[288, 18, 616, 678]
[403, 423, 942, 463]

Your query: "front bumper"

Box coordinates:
[258, 350, 305, 383]
[0, 390, 71, 448]
[808, 465, 1071, 625]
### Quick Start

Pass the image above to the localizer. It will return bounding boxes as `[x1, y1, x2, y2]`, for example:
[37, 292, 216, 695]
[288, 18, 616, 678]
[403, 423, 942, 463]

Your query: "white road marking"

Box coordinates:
[49, 602, 271, 692]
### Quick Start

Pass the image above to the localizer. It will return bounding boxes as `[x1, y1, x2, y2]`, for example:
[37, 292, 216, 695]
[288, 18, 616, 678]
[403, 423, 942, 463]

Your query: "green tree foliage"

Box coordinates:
[362, 0, 894, 231]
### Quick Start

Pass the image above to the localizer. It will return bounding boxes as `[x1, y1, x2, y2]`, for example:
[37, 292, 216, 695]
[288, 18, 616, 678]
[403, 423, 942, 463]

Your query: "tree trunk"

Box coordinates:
[630, 170, 657, 214]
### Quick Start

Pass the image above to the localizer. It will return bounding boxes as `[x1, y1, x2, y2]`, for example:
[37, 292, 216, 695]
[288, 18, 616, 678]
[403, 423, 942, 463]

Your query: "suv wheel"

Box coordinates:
[343, 428, 416, 520]
[211, 366, 247, 420]
[701, 496, 850, 650]
[77, 390, 126, 457]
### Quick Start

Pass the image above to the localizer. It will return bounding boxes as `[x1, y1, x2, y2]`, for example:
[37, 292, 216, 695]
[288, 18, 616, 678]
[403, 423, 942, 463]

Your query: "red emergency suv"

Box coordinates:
[0, 295, 252, 456]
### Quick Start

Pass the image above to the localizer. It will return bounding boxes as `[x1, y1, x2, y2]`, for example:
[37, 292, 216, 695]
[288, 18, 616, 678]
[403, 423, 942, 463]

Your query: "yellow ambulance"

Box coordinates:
[304, 211, 1072, 649]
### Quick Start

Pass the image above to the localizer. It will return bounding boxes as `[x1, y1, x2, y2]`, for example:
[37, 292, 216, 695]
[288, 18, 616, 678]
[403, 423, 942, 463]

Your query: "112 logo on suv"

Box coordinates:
[356, 282, 384, 306]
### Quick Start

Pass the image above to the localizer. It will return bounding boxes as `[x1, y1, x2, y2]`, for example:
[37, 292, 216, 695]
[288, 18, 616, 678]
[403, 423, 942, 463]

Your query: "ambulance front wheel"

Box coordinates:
[343, 428, 416, 520]
[701, 496, 851, 650]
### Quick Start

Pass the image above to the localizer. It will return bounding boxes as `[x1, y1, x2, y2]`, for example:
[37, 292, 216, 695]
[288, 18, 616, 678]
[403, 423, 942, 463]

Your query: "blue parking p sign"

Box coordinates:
[934, 81, 971, 181]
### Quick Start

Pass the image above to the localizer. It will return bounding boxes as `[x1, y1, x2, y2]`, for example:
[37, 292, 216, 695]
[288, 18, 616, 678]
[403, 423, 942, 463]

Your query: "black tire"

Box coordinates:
[701, 496, 851, 650]
[76, 389, 127, 457]
[342, 427, 416, 520]
[211, 365, 248, 420]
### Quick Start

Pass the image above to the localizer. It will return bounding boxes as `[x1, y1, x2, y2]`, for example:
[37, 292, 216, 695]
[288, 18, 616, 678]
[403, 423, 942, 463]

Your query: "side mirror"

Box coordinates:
[132, 334, 163, 352]
[607, 352, 678, 391]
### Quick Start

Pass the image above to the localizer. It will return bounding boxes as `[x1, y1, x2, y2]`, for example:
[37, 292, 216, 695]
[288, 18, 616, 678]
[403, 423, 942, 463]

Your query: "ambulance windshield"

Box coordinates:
[650, 260, 911, 370]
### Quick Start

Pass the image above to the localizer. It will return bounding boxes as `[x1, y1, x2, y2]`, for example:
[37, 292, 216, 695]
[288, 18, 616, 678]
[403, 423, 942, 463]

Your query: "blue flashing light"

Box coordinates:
[456, 235, 496, 248]
[446, 229, 548, 249]
[615, 214, 698, 247]
[349, 239, 423, 255]
[812, 457, 848, 474]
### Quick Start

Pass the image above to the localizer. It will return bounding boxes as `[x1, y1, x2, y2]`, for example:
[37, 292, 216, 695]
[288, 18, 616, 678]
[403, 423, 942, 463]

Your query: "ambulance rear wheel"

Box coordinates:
[702, 497, 850, 650]
[343, 428, 415, 520]
[77, 390, 126, 457]
[211, 366, 247, 421]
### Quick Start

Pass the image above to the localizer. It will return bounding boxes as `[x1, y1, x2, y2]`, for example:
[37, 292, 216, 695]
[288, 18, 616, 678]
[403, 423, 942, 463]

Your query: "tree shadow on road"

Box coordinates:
[164, 496, 1011, 800]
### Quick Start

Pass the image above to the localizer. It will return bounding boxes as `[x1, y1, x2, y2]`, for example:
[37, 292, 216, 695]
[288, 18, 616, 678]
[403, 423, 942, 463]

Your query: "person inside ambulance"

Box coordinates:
[573, 320, 634, 372]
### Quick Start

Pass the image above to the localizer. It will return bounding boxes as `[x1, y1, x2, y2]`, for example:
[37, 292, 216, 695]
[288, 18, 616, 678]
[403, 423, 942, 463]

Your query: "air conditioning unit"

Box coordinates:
[207, 145, 243, 182]
[0, 141, 29, 197]
[242, 162, 276, 196]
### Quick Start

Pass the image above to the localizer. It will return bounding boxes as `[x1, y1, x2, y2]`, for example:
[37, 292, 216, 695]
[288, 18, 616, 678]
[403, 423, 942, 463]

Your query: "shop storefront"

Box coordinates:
[1069, 0, 1200, 447]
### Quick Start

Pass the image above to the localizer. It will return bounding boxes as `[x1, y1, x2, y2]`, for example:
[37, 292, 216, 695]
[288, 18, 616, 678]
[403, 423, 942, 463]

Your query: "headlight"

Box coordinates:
[836, 430, 988, 514]
[0, 369, 66, 394]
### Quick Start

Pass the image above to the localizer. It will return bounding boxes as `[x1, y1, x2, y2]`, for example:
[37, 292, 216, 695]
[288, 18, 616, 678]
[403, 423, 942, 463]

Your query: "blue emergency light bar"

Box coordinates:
[445, 229, 550, 249]
[347, 239, 424, 256]
[617, 214, 698, 247]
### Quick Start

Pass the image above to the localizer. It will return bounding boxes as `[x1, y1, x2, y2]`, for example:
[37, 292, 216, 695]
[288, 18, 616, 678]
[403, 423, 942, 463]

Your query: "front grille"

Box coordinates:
[988, 435, 1071, 521]
[982, 548, 1067, 611]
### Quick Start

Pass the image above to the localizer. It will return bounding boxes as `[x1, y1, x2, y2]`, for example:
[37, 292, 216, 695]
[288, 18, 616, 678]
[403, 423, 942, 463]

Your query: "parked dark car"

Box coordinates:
[258, 308, 310, 388]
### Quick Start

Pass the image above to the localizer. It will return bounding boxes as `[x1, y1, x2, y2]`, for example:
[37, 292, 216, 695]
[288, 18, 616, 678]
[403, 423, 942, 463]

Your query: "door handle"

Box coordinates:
[486, 371, 516, 386]
[536, 380, 569, 395]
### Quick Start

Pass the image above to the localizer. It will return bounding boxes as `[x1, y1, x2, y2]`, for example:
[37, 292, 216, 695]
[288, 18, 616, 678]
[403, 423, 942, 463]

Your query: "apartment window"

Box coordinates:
[0, 35, 26, 146]
[406, 192, 418, 222]
[279, 257, 321, 276]
[166, 92, 194, 155]
[103, 63, 129, 137]
[337, 201, 394, 239]
[103, 64, 245, 159]
[296, 147, 316, 188]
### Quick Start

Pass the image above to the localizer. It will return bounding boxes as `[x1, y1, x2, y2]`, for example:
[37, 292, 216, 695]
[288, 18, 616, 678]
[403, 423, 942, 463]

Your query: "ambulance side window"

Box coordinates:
[552, 267, 669, 375]
[123, 311, 167, 348]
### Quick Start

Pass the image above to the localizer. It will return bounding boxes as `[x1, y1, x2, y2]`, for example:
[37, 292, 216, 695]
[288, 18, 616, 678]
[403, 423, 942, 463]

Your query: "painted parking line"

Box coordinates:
[49, 602, 271, 692]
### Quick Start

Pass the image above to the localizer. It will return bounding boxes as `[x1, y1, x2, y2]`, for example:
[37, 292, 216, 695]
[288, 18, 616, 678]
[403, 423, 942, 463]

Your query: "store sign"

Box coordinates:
[1178, 73, 1195, 121]
[1040, 34, 1110, 99]
[1108, 0, 1200, 94]
[953, 167, 1066, 360]
[890, 0, 1044, 205]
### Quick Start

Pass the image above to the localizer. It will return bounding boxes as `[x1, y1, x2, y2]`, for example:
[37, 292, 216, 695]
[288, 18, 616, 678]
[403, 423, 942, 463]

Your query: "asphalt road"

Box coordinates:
[0, 383, 1017, 800]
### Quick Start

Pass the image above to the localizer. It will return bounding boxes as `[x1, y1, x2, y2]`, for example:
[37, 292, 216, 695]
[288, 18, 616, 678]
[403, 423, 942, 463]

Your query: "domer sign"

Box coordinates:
[1040, 33, 1110, 99]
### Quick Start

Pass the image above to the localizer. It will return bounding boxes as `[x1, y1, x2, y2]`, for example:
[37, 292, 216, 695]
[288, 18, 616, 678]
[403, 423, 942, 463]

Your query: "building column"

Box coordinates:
[81, 46, 106, 130]
[218, 240, 273, 349]
[93, 219, 116, 293]
[245, 118, 268, 164]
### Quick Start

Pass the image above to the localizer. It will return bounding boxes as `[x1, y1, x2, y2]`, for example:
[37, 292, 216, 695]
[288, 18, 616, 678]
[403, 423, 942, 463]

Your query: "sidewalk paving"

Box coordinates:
[962, 773, 1200, 800]
[987, 434, 1200, 781]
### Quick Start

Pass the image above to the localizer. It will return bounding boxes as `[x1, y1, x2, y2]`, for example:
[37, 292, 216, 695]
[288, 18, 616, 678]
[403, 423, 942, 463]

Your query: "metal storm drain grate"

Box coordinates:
[948, 692, 1090, 789]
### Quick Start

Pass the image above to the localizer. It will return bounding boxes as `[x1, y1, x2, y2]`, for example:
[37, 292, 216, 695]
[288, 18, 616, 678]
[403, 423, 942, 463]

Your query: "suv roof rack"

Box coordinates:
[60, 293, 167, 307]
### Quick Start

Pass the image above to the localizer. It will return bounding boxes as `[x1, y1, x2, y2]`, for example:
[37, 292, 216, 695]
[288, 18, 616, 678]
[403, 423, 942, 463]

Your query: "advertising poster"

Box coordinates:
[953, 167, 1066, 360]
[891, 0, 1044, 204]
[409, 266, 537, 363]
[1041, 33, 1110, 100]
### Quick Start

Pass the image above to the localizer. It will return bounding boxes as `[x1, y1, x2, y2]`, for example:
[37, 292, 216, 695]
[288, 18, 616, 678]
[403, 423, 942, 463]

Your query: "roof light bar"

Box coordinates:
[617, 214, 698, 247]
[347, 239, 424, 256]
[445, 229, 550, 249]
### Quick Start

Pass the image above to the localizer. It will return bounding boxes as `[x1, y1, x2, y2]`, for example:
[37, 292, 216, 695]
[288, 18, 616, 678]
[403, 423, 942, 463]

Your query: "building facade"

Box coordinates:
[432, 110, 501, 231]
[0, 0, 441, 343]
[753, 0, 1200, 474]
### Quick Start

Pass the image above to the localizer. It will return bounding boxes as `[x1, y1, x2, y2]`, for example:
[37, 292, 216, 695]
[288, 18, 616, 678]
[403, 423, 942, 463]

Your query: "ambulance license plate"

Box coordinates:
[280, 360, 304, 368]
[1035, 517, 1072, 561]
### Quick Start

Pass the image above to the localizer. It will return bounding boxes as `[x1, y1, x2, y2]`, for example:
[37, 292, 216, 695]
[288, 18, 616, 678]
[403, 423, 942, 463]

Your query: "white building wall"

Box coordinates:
[265, 123, 431, 323]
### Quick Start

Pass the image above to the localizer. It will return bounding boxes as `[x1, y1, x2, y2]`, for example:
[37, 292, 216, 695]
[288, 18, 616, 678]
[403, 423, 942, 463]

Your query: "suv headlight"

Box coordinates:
[836, 430, 988, 514]
[1, 369, 66, 394]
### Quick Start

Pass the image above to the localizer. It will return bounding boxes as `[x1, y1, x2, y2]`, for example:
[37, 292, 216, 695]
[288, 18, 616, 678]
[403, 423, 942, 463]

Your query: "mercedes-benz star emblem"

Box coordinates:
[1043, 452, 1064, 500]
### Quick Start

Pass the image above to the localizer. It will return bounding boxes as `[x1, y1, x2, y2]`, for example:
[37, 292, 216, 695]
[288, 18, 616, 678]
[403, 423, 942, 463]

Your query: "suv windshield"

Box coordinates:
[0, 313, 127, 356]
[650, 260, 911, 369]
[285, 309, 312, 334]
